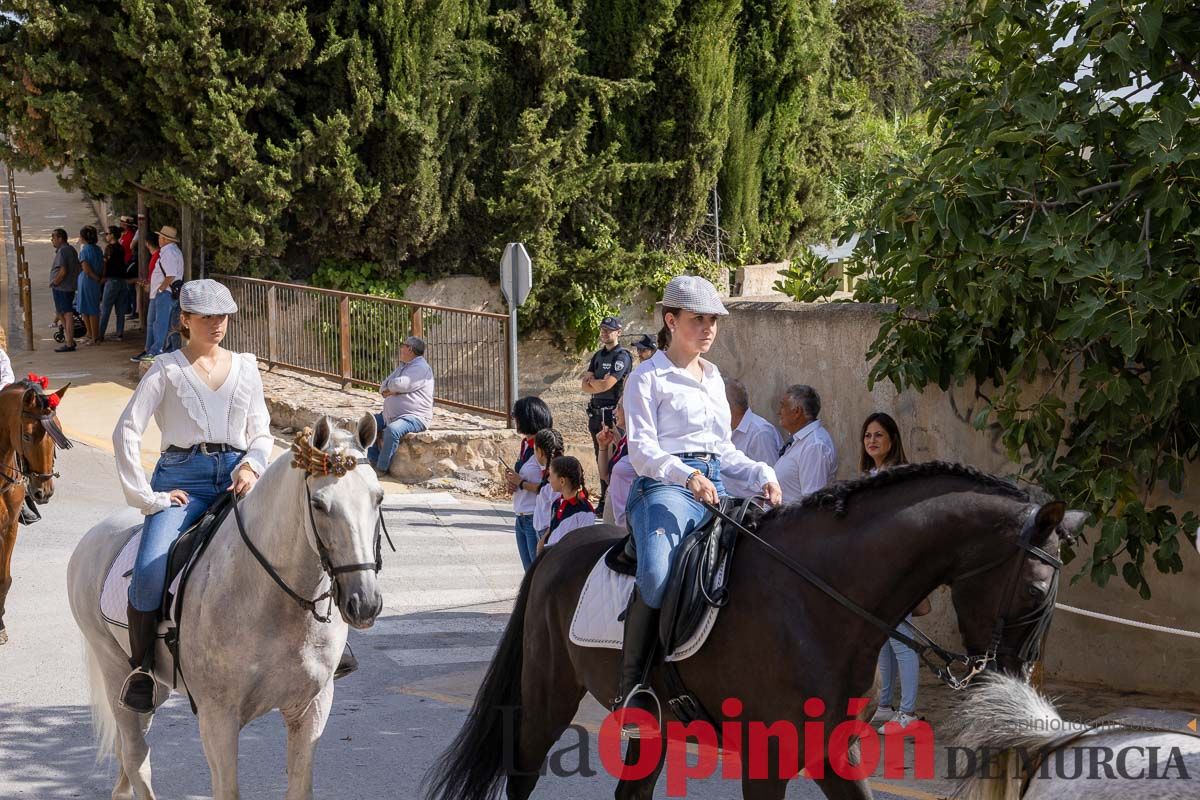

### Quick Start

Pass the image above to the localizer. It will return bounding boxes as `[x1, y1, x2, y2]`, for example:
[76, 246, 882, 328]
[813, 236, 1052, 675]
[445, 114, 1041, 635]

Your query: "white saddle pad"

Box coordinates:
[100, 527, 181, 651]
[568, 552, 723, 662]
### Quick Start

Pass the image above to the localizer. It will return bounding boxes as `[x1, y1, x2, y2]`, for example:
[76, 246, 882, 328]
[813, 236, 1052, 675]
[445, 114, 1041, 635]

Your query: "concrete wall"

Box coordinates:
[706, 299, 1200, 699]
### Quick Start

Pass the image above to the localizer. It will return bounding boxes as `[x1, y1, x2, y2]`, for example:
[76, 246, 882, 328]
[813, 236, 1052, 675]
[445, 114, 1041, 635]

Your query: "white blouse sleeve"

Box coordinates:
[0, 350, 13, 389]
[624, 369, 693, 486]
[113, 363, 173, 515]
[234, 357, 273, 477]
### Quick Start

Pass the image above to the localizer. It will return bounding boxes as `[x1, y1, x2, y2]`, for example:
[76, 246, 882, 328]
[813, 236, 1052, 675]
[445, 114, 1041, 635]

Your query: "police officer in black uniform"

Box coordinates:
[582, 316, 633, 514]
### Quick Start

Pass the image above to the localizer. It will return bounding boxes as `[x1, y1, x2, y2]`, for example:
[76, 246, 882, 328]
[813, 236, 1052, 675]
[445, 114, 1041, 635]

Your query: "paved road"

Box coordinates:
[0, 440, 942, 799]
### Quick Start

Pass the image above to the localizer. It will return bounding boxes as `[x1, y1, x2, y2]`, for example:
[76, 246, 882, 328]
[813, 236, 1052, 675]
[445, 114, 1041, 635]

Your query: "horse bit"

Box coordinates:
[232, 427, 395, 623]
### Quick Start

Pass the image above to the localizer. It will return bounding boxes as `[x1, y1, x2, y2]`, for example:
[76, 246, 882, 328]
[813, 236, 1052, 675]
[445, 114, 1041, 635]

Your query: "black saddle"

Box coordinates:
[603, 496, 763, 653]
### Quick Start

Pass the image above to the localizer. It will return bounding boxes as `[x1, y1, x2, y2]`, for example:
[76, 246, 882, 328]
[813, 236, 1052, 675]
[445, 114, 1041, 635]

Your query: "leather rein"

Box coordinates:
[231, 431, 395, 623]
[706, 502, 1063, 690]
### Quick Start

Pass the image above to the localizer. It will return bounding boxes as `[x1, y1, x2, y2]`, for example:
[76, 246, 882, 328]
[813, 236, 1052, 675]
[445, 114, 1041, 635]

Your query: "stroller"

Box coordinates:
[53, 311, 87, 344]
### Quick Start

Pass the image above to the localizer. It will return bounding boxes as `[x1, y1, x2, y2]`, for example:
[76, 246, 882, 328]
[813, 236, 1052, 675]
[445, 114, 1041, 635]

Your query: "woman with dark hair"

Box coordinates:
[859, 411, 927, 731]
[98, 226, 128, 342]
[860, 411, 907, 473]
[76, 225, 104, 345]
[506, 396, 554, 570]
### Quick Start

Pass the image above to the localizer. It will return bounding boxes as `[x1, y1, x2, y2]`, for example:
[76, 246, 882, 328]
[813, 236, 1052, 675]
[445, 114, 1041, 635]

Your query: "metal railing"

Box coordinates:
[214, 275, 512, 421]
[3, 165, 34, 350]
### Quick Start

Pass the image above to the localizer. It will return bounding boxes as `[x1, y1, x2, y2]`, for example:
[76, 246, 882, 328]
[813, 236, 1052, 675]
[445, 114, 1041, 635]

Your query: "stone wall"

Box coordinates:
[706, 299, 1200, 699]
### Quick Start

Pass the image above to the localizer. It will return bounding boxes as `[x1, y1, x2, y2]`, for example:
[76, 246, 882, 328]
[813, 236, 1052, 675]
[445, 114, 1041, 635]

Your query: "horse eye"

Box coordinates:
[1027, 585, 1046, 599]
[311, 499, 329, 514]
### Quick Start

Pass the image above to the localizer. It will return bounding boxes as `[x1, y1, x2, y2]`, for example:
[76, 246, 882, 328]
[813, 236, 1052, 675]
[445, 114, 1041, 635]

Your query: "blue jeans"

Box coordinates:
[514, 514, 539, 571]
[128, 449, 242, 612]
[626, 457, 724, 608]
[99, 280, 127, 338]
[878, 618, 919, 714]
[144, 292, 175, 355]
[367, 413, 427, 472]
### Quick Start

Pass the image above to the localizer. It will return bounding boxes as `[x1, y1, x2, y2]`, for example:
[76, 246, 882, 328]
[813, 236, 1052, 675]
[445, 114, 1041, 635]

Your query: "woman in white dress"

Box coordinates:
[113, 279, 272, 712]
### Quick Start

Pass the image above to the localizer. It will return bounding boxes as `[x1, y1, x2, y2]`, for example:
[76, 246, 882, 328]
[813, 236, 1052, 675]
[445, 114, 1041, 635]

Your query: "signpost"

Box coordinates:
[500, 243, 532, 426]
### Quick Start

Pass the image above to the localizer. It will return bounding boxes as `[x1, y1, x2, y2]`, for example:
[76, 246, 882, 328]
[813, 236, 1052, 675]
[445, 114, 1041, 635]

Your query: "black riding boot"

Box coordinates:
[120, 603, 159, 713]
[611, 593, 661, 738]
[334, 643, 358, 680]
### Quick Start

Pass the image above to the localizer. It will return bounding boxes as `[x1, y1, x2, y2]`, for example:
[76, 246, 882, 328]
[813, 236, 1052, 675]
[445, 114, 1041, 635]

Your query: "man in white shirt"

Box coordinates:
[369, 336, 435, 474]
[143, 226, 185, 359]
[775, 384, 837, 502]
[723, 378, 783, 498]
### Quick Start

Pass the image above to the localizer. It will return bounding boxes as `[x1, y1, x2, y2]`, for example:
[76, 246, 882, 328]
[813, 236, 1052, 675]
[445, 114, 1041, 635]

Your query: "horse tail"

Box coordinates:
[948, 673, 1066, 800]
[82, 640, 118, 762]
[421, 560, 538, 800]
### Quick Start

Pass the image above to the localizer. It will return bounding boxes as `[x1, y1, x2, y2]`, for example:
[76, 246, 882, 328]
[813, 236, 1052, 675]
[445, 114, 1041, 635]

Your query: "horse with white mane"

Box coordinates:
[67, 415, 385, 800]
[951, 673, 1200, 800]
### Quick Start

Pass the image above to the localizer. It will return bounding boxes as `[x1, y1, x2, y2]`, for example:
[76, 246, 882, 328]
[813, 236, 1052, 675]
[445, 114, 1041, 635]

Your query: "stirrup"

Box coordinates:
[615, 684, 662, 740]
[117, 667, 162, 714]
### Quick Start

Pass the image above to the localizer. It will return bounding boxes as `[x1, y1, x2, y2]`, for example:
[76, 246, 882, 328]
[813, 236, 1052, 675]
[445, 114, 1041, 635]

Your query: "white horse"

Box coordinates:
[67, 415, 385, 800]
[950, 672, 1200, 799]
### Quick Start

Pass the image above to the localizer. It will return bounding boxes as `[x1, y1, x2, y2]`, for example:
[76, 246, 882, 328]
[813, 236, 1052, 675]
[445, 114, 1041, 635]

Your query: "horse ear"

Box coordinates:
[1059, 509, 1088, 543]
[312, 416, 333, 450]
[356, 413, 377, 452]
[1031, 501, 1066, 545]
[52, 383, 70, 400]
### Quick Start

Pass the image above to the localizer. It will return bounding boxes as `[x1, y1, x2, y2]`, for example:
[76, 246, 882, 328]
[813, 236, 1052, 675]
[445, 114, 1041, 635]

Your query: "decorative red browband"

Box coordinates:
[25, 374, 59, 408]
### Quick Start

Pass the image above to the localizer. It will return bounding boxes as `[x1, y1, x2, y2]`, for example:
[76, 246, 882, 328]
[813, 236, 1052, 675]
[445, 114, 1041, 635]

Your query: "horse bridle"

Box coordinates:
[232, 430, 395, 623]
[0, 390, 73, 493]
[706, 502, 1063, 690]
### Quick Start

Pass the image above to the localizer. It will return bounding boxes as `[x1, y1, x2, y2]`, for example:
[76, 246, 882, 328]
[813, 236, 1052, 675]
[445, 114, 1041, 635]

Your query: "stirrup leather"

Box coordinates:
[117, 667, 162, 713]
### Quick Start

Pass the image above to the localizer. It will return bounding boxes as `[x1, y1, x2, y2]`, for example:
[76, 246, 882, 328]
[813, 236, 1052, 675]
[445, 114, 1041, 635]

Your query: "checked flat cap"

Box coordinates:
[179, 279, 239, 315]
[661, 275, 727, 316]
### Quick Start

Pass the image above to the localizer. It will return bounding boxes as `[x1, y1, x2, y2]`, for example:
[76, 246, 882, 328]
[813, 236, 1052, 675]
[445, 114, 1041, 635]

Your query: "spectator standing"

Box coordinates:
[130, 233, 162, 361]
[774, 384, 838, 502]
[98, 226, 128, 342]
[506, 396, 553, 571]
[539, 456, 595, 552]
[532, 428, 565, 544]
[49, 228, 82, 353]
[581, 316, 633, 514]
[119, 215, 139, 320]
[859, 412, 927, 730]
[0, 347, 13, 388]
[723, 378, 784, 498]
[142, 227, 184, 361]
[632, 333, 657, 363]
[368, 336, 434, 474]
[77, 226, 104, 345]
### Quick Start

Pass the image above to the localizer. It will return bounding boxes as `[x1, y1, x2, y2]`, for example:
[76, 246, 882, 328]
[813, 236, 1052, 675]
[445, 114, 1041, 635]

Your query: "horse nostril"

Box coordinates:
[347, 594, 362, 619]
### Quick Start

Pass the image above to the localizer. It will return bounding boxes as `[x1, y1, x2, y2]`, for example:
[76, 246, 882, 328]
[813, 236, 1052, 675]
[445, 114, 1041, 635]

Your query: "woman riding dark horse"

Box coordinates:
[0, 374, 71, 645]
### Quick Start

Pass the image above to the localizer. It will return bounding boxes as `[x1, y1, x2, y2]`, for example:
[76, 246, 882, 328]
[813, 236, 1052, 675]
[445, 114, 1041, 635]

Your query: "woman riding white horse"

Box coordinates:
[616, 274, 783, 733]
[113, 279, 354, 712]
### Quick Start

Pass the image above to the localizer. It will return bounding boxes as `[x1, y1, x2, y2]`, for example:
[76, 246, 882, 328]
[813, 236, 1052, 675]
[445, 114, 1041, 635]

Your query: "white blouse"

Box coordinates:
[114, 350, 273, 515]
[533, 481, 559, 535]
[624, 350, 776, 492]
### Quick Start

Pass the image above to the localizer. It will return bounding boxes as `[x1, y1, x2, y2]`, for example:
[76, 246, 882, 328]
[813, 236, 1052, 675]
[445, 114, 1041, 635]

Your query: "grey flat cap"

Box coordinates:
[661, 275, 728, 316]
[179, 279, 239, 315]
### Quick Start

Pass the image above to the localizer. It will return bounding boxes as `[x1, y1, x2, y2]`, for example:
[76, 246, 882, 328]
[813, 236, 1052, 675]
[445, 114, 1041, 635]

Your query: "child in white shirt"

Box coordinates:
[532, 428, 564, 543]
[539, 455, 596, 553]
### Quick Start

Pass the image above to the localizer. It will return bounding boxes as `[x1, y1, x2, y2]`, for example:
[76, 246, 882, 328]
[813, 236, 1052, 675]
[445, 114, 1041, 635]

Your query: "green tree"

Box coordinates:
[852, 0, 1200, 595]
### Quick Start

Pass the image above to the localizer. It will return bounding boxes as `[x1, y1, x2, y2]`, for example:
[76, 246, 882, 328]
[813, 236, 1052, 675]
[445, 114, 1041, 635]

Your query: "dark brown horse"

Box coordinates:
[0, 376, 70, 645]
[424, 462, 1087, 800]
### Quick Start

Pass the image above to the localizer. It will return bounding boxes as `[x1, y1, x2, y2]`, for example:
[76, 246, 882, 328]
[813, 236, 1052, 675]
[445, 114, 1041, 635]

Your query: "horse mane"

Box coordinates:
[762, 460, 1030, 521]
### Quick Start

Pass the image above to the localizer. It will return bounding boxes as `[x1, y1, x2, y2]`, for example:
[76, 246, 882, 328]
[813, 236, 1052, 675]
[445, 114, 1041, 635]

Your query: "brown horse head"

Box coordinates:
[0, 377, 71, 504]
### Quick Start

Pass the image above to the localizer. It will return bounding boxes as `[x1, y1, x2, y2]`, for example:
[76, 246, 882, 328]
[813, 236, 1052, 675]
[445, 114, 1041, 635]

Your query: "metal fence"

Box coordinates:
[3, 165, 34, 350]
[214, 275, 512, 422]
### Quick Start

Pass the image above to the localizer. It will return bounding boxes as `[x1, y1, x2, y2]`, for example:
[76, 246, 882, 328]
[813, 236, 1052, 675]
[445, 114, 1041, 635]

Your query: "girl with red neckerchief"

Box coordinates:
[539, 456, 595, 553]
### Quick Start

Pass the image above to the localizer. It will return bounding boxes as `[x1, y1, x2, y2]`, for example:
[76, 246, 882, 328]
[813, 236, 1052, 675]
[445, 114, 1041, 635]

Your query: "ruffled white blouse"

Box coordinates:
[113, 350, 273, 515]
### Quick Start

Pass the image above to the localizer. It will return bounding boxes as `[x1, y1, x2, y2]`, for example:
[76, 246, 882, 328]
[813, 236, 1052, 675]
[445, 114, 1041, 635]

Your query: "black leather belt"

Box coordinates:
[165, 443, 245, 455]
[674, 452, 718, 462]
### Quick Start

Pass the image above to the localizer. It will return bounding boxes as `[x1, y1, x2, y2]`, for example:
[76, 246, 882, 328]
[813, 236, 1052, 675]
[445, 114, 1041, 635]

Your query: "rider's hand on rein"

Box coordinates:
[229, 464, 258, 497]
